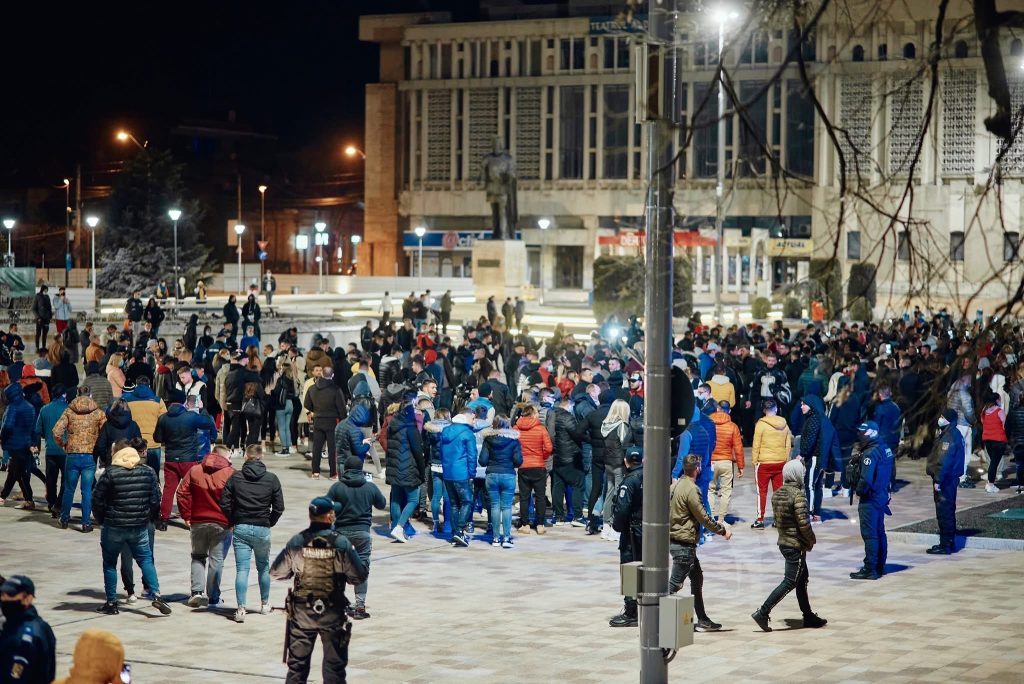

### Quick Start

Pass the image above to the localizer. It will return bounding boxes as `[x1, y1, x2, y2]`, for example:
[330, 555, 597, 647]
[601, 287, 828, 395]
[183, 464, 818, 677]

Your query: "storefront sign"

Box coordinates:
[724, 235, 751, 248]
[402, 230, 521, 250]
[767, 238, 813, 257]
[589, 14, 648, 34]
[598, 231, 717, 248]
[477, 259, 501, 268]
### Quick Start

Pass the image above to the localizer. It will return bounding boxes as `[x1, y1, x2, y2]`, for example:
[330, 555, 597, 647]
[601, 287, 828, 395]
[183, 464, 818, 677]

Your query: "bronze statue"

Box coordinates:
[481, 137, 518, 240]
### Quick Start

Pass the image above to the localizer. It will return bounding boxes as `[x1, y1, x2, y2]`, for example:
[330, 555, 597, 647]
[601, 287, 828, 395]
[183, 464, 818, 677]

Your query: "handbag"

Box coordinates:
[241, 397, 261, 418]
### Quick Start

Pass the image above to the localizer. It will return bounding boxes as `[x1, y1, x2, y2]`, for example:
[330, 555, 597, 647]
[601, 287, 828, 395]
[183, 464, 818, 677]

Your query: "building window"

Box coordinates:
[559, 86, 585, 178]
[555, 246, 584, 288]
[847, 231, 861, 260]
[954, 40, 969, 58]
[852, 45, 864, 62]
[559, 38, 585, 72]
[897, 231, 909, 261]
[1004, 232, 1020, 262]
[786, 79, 815, 177]
[903, 42, 916, 59]
[603, 85, 630, 178]
[693, 82, 718, 178]
[530, 40, 542, 75]
[950, 231, 965, 261]
[740, 31, 769, 64]
[738, 81, 768, 176]
[1011, 39, 1023, 57]
[878, 43, 888, 60]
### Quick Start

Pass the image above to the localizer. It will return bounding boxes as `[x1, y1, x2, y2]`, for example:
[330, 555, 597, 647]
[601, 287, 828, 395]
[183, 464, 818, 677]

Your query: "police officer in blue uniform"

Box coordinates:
[926, 408, 964, 555]
[0, 575, 55, 684]
[609, 446, 643, 628]
[849, 421, 895, 580]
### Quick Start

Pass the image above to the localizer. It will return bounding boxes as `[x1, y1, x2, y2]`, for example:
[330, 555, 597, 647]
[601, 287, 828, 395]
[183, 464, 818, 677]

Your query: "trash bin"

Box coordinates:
[291, 286, 300, 295]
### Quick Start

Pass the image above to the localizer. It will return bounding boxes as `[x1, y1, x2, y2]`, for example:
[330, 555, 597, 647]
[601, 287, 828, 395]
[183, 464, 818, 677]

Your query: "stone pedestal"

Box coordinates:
[472, 239, 527, 303]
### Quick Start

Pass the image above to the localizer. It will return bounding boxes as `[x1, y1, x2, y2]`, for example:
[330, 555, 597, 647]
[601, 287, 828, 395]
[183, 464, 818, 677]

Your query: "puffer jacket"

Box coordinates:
[1, 383, 36, 451]
[82, 372, 114, 410]
[600, 418, 634, 468]
[545, 406, 582, 468]
[220, 458, 285, 528]
[334, 402, 373, 463]
[478, 428, 523, 474]
[516, 415, 553, 469]
[175, 452, 235, 525]
[981, 405, 1007, 443]
[709, 411, 744, 468]
[1005, 403, 1024, 447]
[947, 383, 976, 426]
[327, 466, 386, 531]
[92, 447, 161, 527]
[708, 374, 736, 408]
[440, 415, 478, 481]
[772, 482, 816, 551]
[53, 396, 106, 455]
[669, 476, 726, 545]
[153, 403, 217, 463]
[423, 417, 451, 466]
[52, 628, 125, 684]
[93, 403, 141, 467]
[752, 414, 792, 464]
[384, 404, 424, 488]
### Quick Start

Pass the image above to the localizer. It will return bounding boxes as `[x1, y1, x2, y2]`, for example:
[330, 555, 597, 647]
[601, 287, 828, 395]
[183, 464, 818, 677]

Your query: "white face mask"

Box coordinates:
[937, 417, 949, 428]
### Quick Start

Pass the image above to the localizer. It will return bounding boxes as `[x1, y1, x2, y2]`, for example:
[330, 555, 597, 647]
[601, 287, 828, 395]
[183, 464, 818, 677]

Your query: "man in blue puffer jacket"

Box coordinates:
[799, 394, 840, 521]
[335, 403, 373, 465]
[0, 383, 40, 507]
[440, 408, 479, 547]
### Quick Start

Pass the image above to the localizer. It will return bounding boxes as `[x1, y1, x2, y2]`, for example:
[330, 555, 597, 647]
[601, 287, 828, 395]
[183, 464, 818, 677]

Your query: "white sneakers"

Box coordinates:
[985, 483, 999, 494]
[260, 602, 272, 615]
[389, 526, 408, 543]
[600, 529, 620, 542]
[234, 607, 246, 623]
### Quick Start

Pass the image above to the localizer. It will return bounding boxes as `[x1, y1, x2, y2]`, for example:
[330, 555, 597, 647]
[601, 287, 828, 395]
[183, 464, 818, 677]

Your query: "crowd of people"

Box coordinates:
[2, 282, 1022, 678]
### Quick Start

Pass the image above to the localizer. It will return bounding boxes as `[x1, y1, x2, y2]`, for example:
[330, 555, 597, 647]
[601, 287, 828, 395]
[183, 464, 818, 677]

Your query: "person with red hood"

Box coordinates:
[176, 444, 235, 610]
[17, 365, 50, 405]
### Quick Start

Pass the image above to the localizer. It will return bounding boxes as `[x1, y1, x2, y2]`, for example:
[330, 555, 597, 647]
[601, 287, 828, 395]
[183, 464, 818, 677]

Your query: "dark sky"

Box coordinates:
[0, 0, 471, 188]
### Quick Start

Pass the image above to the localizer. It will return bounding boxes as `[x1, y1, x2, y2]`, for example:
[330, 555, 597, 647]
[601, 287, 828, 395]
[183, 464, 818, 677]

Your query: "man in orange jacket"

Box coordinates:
[709, 401, 744, 526]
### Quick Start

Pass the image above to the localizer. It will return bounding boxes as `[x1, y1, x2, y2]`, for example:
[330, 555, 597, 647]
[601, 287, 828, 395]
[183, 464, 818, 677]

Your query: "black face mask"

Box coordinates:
[1, 600, 26, 620]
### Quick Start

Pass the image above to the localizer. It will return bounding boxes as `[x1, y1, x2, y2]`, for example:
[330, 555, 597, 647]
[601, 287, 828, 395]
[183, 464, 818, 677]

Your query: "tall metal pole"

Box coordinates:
[237, 244, 243, 294]
[417, 237, 424, 290]
[91, 229, 96, 291]
[64, 180, 71, 287]
[173, 218, 179, 299]
[75, 164, 82, 271]
[713, 19, 727, 324]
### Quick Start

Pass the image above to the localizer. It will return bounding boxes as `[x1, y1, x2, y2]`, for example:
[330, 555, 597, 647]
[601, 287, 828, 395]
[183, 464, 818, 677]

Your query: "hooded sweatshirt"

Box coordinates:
[93, 402, 141, 467]
[799, 394, 840, 464]
[327, 467, 387, 531]
[36, 396, 69, 457]
[53, 395, 106, 454]
[708, 373, 736, 408]
[516, 415, 553, 469]
[175, 452, 235, 525]
[52, 628, 125, 684]
[709, 411, 744, 468]
[1, 383, 36, 450]
[220, 458, 285, 528]
[441, 414, 480, 481]
[752, 414, 792, 464]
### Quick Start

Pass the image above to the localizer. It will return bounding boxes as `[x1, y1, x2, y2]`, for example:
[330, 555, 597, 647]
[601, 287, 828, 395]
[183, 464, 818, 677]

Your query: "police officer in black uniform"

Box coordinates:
[0, 575, 56, 684]
[609, 446, 643, 628]
[849, 421, 895, 580]
[271, 497, 368, 684]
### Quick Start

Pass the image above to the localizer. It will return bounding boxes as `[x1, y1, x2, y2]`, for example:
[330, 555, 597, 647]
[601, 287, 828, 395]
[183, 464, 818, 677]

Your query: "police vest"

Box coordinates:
[294, 532, 339, 607]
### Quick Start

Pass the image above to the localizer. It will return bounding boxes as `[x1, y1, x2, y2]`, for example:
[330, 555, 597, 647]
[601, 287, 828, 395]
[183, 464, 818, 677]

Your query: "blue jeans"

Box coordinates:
[61, 454, 95, 525]
[486, 473, 516, 539]
[581, 445, 593, 511]
[430, 471, 449, 531]
[119, 524, 156, 594]
[147, 448, 162, 484]
[233, 524, 271, 607]
[389, 485, 420, 530]
[444, 479, 473, 537]
[102, 525, 160, 602]
[276, 402, 294, 449]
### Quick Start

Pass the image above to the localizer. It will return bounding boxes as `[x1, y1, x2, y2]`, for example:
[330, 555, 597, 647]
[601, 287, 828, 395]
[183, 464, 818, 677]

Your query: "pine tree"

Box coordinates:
[97, 150, 214, 296]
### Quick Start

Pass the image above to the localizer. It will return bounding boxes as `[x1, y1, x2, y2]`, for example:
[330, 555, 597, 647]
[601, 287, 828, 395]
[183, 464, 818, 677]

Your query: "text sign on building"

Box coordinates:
[589, 14, 648, 34]
[767, 238, 814, 257]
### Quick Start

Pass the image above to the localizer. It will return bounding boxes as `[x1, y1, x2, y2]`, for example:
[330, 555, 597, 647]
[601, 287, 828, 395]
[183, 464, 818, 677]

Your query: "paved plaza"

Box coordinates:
[1, 453, 1021, 683]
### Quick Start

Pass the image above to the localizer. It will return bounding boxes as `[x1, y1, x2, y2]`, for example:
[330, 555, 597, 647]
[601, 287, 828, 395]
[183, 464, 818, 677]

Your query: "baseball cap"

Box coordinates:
[857, 421, 879, 433]
[1, 575, 35, 596]
[628, 373, 642, 382]
[309, 496, 341, 516]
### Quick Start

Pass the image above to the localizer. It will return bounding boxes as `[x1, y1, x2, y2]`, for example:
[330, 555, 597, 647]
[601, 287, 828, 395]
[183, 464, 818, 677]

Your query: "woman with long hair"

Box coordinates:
[600, 399, 634, 541]
[272, 360, 297, 454]
[980, 391, 1007, 493]
[144, 297, 165, 336]
[479, 415, 522, 548]
[106, 353, 126, 399]
[47, 335, 65, 367]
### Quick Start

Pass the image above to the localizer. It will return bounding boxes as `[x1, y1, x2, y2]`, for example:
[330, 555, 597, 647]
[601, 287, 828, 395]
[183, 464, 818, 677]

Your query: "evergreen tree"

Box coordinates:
[97, 150, 213, 296]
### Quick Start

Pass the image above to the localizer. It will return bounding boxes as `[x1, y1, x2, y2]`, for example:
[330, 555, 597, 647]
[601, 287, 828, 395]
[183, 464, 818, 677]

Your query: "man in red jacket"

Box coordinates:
[176, 445, 235, 609]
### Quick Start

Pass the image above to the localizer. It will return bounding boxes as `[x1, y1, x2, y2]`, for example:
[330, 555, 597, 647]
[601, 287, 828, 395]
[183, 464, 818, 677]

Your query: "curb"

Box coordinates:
[888, 531, 1024, 552]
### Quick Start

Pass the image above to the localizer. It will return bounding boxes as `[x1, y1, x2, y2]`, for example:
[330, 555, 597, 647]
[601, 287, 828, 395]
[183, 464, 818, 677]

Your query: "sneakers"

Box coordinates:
[803, 613, 827, 628]
[186, 591, 206, 608]
[958, 478, 976, 489]
[96, 601, 120, 615]
[571, 518, 587, 528]
[156, 521, 168, 532]
[751, 609, 772, 632]
[985, 483, 999, 494]
[491, 537, 502, 547]
[535, 525, 546, 535]
[501, 537, 515, 549]
[451, 534, 469, 547]
[59, 519, 69, 530]
[552, 521, 568, 527]
[389, 526, 408, 543]
[152, 596, 173, 615]
[838, 488, 850, 498]
[277, 450, 290, 457]
[234, 607, 246, 623]
[260, 602, 272, 615]
[751, 520, 765, 530]
[849, 568, 879, 580]
[695, 618, 722, 632]
[124, 593, 138, 605]
[15, 501, 35, 510]
[600, 528, 610, 540]
[81, 524, 94, 533]
[207, 599, 225, 611]
[926, 544, 952, 555]
[351, 606, 370, 620]
[141, 590, 156, 602]
[609, 612, 638, 628]
[810, 515, 822, 524]
[518, 525, 532, 535]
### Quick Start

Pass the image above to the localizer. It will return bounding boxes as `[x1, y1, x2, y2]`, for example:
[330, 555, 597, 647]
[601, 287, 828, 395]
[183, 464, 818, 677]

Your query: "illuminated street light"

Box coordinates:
[85, 216, 99, 292]
[414, 225, 426, 288]
[537, 218, 551, 230]
[115, 129, 146, 150]
[234, 223, 246, 293]
[315, 221, 328, 293]
[3, 218, 14, 265]
[350, 234, 362, 268]
[168, 209, 182, 299]
[344, 145, 366, 160]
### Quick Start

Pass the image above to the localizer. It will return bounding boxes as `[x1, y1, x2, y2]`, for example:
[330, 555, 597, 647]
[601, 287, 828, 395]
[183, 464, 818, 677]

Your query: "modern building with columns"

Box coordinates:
[360, 0, 1024, 314]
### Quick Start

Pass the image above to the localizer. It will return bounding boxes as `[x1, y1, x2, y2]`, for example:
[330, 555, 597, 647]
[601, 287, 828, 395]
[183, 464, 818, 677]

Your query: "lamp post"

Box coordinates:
[258, 185, 267, 281]
[234, 223, 246, 293]
[344, 145, 367, 160]
[315, 221, 327, 294]
[712, 7, 739, 324]
[351, 234, 361, 270]
[3, 219, 15, 266]
[168, 209, 182, 300]
[63, 178, 71, 287]
[116, 130, 146, 150]
[85, 216, 99, 292]
[414, 225, 426, 289]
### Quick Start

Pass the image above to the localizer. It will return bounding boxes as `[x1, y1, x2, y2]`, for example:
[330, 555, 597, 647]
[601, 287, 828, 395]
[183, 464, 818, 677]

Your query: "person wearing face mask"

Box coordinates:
[746, 352, 792, 422]
[849, 422, 895, 580]
[925, 409, 964, 554]
[0, 575, 56, 684]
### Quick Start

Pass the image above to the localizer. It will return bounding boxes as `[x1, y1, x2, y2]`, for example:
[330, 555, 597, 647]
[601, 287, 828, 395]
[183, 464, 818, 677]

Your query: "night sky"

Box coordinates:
[0, 0, 471, 188]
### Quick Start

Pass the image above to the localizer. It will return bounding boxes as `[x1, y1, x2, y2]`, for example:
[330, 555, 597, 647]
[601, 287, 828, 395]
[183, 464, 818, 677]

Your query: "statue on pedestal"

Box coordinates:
[480, 137, 518, 240]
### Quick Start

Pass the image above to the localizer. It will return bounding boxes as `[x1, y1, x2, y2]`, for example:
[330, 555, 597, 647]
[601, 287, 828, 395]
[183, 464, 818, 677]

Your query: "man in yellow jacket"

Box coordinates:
[751, 398, 792, 529]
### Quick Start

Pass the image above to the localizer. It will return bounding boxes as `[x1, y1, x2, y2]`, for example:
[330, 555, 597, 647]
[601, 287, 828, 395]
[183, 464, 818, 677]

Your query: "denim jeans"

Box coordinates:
[486, 472, 516, 539]
[61, 454, 95, 525]
[581, 445, 593, 510]
[603, 464, 624, 526]
[120, 524, 156, 594]
[389, 485, 420, 530]
[44, 452, 65, 509]
[337, 529, 372, 607]
[102, 525, 160, 602]
[276, 402, 294, 449]
[430, 471, 448, 531]
[444, 479, 473, 537]
[668, 543, 710, 622]
[233, 524, 272, 607]
[760, 546, 812, 617]
[190, 522, 232, 603]
[147, 448, 162, 485]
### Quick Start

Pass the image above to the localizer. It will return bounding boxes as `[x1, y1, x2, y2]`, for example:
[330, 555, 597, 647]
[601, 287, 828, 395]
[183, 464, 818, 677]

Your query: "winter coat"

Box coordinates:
[752, 415, 792, 465]
[327, 467, 386, 531]
[124, 390, 167, 445]
[1005, 404, 1024, 447]
[303, 377, 347, 423]
[176, 452, 235, 526]
[220, 459, 285, 528]
[710, 411, 744, 468]
[981, 405, 1007, 443]
[946, 384, 976, 426]
[772, 482, 816, 551]
[600, 418, 634, 469]
[36, 397, 69, 458]
[18, 367, 49, 405]
[93, 403, 141, 467]
[304, 349, 333, 377]
[0, 384, 36, 451]
[107, 365, 126, 399]
[708, 374, 736, 409]
[516, 415, 553, 469]
[672, 406, 714, 480]
[153, 403, 217, 463]
[872, 398, 902, 452]
[82, 373, 113, 411]
[52, 628, 125, 684]
[92, 447, 161, 528]
[829, 383, 866, 447]
[384, 404, 424, 488]
[225, 367, 261, 411]
[478, 428, 523, 474]
[440, 415, 478, 481]
[424, 417, 450, 466]
[546, 406, 583, 468]
[927, 424, 965, 487]
[581, 395, 615, 467]
[32, 292, 52, 322]
[799, 394, 841, 466]
[334, 403, 373, 463]
[53, 396, 106, 455]
[669, 476, 725, 545]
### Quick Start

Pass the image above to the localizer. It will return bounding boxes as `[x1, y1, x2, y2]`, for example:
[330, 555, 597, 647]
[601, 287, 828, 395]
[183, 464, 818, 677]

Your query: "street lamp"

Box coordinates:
[3, 219, 14, 266]
[115, 130, 146, 150]
[258, 185, 267, 280]
[85, 216, 99, 292]
[168, 209, 182, 300]
[414, 225, 426, 289]
[344, 145, 366, 160]
[315, 221, 327, 293]
[351, 234, 361, 267]
[711, 6, 741, 324]
[234, 223, 246, 293]
[63, 178, 71, 287]
[537, 218, 551, 230]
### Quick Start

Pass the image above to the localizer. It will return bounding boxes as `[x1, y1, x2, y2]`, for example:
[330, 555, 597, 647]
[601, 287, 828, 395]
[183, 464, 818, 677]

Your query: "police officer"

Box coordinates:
[0, 575, 56, 684]
[925, 409, 964, 555]
[849, 421, 895, 580]
[271, 497, 368, 684]
[609, 446, 643, 628]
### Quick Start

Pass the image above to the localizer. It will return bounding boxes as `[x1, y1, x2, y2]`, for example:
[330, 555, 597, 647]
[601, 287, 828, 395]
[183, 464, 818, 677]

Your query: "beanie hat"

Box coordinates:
[424, 349, 438, 365]
[478, 382, 492, 398]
